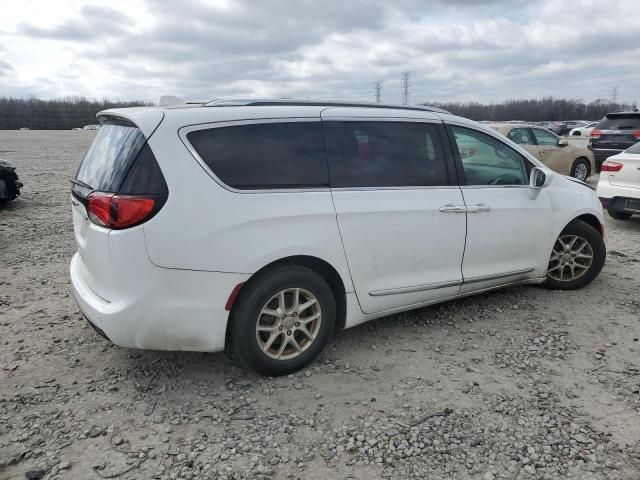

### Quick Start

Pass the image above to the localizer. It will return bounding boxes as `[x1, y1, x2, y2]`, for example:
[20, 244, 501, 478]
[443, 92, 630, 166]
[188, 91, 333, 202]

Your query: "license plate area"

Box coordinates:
[625, 199, 640, 213]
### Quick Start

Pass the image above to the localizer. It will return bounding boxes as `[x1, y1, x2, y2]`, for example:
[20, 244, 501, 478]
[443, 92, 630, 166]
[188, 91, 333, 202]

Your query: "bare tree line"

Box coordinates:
[423, 97, 638, 122]
[0, 97, 151, 130]
[0, 96, 637, 130]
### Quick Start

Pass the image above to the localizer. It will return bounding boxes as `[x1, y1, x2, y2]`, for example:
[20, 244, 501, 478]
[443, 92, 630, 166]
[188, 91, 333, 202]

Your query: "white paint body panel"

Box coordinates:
[70, 104, 605, 354]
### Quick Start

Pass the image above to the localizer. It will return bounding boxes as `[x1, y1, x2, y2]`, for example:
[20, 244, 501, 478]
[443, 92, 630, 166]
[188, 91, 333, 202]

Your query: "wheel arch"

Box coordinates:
[573, 213, 604, 237]
[225, 255, 348, 345]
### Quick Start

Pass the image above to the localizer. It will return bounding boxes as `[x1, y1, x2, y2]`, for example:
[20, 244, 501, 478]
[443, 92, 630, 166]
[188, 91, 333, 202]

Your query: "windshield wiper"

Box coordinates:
[70, 178, 93, 190]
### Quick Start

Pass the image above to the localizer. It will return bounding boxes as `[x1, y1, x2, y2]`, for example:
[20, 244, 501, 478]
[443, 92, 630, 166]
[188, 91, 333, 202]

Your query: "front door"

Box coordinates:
[322, 113, 467, 314]
[447, 124, 553, 293]
[531, 127, 571, 175]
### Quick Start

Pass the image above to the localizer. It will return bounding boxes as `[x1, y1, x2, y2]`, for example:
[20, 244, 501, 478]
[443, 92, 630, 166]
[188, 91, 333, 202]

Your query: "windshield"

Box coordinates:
[75, 122, 146, 192]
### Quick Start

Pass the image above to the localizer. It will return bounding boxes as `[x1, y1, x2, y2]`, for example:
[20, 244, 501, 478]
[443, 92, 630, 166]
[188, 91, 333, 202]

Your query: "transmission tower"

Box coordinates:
[401, 71, 412, 105]
[374, 81, 383, 103]
[612, 86, 619, 105]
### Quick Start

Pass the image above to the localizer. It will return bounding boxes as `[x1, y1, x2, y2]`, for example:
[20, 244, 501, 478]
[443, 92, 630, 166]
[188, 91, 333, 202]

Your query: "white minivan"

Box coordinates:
[70, 100, 606, 375]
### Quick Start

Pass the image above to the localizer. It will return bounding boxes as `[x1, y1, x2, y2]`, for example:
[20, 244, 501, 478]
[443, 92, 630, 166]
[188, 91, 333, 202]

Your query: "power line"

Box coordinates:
[401, 71, 412, 105]
[374, 81, 383, 103]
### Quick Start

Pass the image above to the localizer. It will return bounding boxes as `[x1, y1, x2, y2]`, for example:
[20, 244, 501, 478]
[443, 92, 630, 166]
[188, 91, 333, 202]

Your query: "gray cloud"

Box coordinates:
[4, 0, 640, 104]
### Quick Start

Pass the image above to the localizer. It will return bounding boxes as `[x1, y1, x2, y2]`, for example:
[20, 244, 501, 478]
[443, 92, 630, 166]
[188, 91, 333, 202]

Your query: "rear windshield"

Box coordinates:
[626, 141, 640, 154]
[597, 114, 640, 130]
[75, 122, 146, 192]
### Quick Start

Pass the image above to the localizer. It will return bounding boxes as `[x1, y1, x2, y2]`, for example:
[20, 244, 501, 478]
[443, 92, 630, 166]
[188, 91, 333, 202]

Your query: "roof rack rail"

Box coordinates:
[204, 99, 450, 114]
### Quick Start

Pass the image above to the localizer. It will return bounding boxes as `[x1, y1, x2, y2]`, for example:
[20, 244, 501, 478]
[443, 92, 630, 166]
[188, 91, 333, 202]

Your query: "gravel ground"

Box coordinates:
[1, 130, 639, 480]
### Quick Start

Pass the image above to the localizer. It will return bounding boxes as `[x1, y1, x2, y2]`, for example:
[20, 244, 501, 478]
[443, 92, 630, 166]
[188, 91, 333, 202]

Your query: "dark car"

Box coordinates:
[589, 111, 640, 169]
[557, 121, 588, 136]
[0, 159, 23, 204]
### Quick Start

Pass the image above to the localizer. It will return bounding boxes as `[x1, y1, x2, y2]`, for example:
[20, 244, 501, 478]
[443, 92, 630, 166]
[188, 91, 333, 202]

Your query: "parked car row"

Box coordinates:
[489, 123, 595, 181]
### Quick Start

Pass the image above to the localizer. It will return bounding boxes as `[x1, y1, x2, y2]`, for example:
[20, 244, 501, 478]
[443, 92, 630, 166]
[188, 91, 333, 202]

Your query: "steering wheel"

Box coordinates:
[489, 174, 514, 185]
[494, 148, 511, 160]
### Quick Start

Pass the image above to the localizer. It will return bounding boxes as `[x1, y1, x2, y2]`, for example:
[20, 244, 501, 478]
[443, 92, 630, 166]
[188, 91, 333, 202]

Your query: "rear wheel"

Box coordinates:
[607, 205, 632, 220]
[570, 158, 590, 181]
[544, 219, 605, 290]
[230, 265, 335, 376]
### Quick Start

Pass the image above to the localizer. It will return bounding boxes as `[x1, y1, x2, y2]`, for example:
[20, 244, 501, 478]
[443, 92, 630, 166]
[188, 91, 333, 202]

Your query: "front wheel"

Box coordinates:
[230, 265, 335, 376]
[544, 219, 605, 290]
[570, 158, 591, 181]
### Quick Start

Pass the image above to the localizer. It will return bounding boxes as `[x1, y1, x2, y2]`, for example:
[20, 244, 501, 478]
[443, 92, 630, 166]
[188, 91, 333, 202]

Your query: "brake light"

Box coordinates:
[87, 192, 155, 229]
[633, 130, 640, 140]
[601, 161, 623, 172]
[590, 129, 603, 138]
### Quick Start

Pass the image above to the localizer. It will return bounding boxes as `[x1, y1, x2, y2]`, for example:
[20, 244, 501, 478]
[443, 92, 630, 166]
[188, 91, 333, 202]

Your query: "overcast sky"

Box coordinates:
[0, 0, 638, 104]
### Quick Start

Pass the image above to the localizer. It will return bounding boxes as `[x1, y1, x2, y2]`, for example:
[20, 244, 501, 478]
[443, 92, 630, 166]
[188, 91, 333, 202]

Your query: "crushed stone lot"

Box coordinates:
[1, 130, 640, 480]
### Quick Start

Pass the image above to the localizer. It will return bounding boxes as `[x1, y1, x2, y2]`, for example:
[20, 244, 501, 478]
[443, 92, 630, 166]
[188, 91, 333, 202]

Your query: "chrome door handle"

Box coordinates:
[466, 203, 492, 213]
[439, 204, 467, 213]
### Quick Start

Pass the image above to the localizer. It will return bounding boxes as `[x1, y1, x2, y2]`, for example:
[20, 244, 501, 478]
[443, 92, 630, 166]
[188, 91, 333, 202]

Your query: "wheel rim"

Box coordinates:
[547, 234, 594, 282]
[256, 288, 322, 360]
[574, 162, 588, 181]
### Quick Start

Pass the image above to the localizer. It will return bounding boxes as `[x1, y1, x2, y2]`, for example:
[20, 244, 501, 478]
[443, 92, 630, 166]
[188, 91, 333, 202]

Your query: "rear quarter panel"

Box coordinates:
[140, 116, 354, 293]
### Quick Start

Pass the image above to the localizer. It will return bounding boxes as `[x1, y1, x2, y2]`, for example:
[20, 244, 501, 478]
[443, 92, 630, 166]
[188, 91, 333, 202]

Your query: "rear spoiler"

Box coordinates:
[96, 108, 165, 139]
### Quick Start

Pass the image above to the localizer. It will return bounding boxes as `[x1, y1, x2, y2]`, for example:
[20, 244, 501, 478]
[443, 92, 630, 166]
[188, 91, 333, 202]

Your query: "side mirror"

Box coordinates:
[529, 167, 552, 199]
[558, 138, 569, 147]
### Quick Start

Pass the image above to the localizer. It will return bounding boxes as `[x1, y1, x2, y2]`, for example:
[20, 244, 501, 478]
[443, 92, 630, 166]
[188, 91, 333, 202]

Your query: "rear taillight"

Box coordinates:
[87, 192, 155, 229]
[632, 130, 640, 140]
[600, 161, 623, 172]
[590, 129, 603, 138]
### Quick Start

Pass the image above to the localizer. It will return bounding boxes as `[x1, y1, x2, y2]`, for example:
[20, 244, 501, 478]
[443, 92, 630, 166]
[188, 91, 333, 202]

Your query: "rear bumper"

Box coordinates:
[70, 253, 250, 352]
[597, 180, 640, 213]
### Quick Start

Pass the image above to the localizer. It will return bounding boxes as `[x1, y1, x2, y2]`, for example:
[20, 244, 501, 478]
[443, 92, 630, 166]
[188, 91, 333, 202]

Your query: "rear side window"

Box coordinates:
[75, 122, 146, 192]
[597, 114, 640, 130]
[187, 122, 329, 189]
[507, 128, 532, 145]
[326, 121, 449, 188]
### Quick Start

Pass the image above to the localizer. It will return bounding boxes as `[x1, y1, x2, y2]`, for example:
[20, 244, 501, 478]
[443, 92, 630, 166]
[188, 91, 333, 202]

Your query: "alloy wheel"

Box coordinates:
[573, 162, 588, 181]
[547, 234, 593, 282]
[256, 288, 322, 360]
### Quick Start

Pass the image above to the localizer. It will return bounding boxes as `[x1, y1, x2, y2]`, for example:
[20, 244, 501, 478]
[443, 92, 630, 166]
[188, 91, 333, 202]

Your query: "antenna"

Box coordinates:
[401, 72, 412, 105]
[374, 81, 383, 103]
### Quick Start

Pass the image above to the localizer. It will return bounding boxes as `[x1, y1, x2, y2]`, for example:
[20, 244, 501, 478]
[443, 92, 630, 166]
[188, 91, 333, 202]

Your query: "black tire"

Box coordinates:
[607, 206, 632, 220]
[570, 158, 591, 181]
[544, 219, 605, 290]
[230, 265, 335, 376]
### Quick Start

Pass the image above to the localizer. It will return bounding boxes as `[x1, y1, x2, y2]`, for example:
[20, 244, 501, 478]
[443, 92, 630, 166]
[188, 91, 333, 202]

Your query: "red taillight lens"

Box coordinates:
[601, 161, 623, 172]
[87, 192, 114, 227]
[632, 130, 640, 140]
[87, 192, 155, 229]
[590, 129, 603, 138]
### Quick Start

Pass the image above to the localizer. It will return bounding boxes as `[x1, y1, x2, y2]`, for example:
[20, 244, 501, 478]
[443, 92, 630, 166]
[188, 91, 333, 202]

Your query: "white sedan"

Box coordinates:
[597, 141, 640, 219]
[569, 122, 598, 137]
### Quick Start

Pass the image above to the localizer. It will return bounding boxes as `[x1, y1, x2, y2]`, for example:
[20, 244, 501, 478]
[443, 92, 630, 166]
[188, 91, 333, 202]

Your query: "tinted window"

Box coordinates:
[451, 126, 529, 186]
[119, 144, 168, 195]
[532, 128, 559, 145]
[597, 114, 640, 130]
[507, 128, 532, 145]
[327, 121, 448, 188]
[75, 123, 146, 192]
[187, 122, 328, 189]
